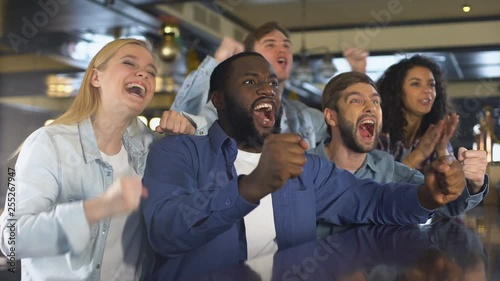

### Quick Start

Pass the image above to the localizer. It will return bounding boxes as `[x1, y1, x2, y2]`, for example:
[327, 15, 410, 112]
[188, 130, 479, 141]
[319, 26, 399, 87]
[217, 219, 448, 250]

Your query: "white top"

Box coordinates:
[100, 145, 142, 281]
[234, 149, 278, 260]
[280, 106, 289, 134]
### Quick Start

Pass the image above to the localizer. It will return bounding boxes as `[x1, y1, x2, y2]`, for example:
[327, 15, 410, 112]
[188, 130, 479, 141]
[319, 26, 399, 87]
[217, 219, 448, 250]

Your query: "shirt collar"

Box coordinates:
[209, 121, 237, 154]
[78, 118, 100, 164]
[78, 117, 151, 164]
[319, 138, 381, 174]
[363, 151, 381, 174]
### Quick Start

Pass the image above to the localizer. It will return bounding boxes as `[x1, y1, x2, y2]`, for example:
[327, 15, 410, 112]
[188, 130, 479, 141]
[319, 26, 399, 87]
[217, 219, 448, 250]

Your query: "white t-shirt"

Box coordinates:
[234, 149, 278, 260]
[280, 106, 289, 133]
[100, 145, 143, 281]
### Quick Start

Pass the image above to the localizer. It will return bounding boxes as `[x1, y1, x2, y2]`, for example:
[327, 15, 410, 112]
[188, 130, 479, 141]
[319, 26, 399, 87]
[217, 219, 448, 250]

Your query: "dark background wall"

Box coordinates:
[0, 72, 60, 207]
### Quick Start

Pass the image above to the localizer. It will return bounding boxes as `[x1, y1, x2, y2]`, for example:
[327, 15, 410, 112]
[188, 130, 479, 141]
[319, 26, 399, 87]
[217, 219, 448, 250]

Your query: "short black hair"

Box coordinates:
[209, 52, 265, 96]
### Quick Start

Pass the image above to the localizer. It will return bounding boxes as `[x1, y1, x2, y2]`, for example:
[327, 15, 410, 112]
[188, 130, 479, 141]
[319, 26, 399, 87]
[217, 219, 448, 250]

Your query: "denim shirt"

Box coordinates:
[0, 118, 154, 281]
[309, 141, 489, 219]
[170, 56, 329, 148]
[142, 122, 434, 281]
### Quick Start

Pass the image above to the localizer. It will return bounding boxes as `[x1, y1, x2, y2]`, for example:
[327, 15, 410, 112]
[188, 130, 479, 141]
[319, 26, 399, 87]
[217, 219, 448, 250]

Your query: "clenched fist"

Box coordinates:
[156, 110, 196, 135]
[239, 134, 309, 203]
[103, 177, 148, 215]
[458, 147, 488, 193]
[419, 155, 466, 210]
[84, 177, 148, 225]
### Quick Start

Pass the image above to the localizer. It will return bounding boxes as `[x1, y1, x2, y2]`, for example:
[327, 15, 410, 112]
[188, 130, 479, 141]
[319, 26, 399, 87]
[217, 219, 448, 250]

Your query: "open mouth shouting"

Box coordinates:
[358, 118, 376, 141]
[125, 82, 146, 98]
[252, 99, 276, 129]
[277, 57, 287, 66]
[418, 98, 433, 106]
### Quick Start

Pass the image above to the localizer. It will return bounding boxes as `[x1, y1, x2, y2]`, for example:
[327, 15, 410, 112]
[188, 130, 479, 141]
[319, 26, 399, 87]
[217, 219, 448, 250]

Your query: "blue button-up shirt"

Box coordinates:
[309, 141, 488, 220]
[142, 122, 435, 281]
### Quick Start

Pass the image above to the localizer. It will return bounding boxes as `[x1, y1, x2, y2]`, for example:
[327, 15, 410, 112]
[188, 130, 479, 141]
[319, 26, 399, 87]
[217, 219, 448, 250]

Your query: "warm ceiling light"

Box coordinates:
[462, 4, 471, 13]
[159, 25, 180, 63]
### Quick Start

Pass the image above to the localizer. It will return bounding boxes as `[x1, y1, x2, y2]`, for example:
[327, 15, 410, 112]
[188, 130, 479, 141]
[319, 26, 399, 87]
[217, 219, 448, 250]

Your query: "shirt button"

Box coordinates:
[96, 264, 100, 269]
[102, 230, 106, 235]
[225, 199, 231, 205]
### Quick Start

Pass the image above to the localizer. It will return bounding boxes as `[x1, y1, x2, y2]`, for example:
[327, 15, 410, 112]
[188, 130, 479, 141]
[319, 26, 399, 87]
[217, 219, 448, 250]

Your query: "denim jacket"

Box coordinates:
[0, 118, 154, 281]
[170, 56, 329, 147]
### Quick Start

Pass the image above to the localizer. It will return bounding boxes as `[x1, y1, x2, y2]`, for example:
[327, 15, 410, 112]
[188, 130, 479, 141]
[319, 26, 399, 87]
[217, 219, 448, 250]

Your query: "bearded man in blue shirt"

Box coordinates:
[142, 52, 467, 281]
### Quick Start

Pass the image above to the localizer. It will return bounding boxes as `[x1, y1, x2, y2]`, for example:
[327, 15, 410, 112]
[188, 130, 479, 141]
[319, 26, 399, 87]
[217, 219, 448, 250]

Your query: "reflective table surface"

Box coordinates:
[186, 205, 500, 281]
[1, 205, 499, 281]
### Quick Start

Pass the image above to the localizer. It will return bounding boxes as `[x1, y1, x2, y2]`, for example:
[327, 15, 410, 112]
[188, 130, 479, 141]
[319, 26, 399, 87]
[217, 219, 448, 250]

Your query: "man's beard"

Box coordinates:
[337, 113, 379, 153]
[224, 94, 282, 148]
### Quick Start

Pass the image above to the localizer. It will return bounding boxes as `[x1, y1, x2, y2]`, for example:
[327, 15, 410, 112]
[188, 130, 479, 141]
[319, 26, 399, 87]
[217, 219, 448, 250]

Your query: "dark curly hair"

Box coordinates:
[377, 55, 454, 151]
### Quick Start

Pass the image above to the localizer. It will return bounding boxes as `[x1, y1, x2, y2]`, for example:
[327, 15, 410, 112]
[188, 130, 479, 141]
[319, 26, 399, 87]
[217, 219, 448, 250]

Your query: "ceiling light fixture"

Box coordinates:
[159, 18, 181, 63]
[316, 49, 338, 82]
[291, 0, 337, 85]
[462, 4, 471, 13]
[291, 0, 313, 85]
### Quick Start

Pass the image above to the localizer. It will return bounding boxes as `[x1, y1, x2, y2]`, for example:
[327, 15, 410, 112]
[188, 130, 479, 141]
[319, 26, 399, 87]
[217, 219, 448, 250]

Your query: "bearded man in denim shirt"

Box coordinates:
[307, 71, 489, 237]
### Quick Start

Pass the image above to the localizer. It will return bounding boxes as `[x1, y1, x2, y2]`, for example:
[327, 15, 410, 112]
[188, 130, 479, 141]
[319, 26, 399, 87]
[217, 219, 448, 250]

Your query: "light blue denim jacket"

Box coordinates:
[170, 56, 329, 147]
[0, 118, 154, 281]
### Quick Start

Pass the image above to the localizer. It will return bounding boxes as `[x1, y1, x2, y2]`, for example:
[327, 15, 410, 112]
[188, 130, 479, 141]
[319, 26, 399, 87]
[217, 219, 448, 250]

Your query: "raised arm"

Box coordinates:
[313, 154, 465, 225]
[170, 37, 244, 115]
[393, 159, 488, 217]
[402, 114, 459, 170]
[343, 48, 369, 73]
[435, 147, 489, 217]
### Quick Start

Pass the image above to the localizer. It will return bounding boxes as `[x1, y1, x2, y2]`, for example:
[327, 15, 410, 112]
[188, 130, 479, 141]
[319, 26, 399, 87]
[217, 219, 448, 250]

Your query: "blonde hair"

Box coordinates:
[51, 38, 157, 125]
[10, 38, 157, 159]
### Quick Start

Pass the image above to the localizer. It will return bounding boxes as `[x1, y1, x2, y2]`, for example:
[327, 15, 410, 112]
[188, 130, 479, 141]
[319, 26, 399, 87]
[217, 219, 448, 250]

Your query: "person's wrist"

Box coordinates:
[467, 179, 484, 194]
[238, 174, 259, 204]
[417, 185, 440, 210]
[214, 50, 229, 62]
[100, 192, 117, 216]
[238, 172, 270, 204]
[404, 153, 421, 169]
[352, 65, 366, 73]
[409, 148, 428, 166]
[84, 196, 112, 224]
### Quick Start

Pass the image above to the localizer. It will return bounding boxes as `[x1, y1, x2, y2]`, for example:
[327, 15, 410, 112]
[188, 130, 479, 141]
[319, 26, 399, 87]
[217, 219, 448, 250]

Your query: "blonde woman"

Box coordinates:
[0, 38, 188, 281]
